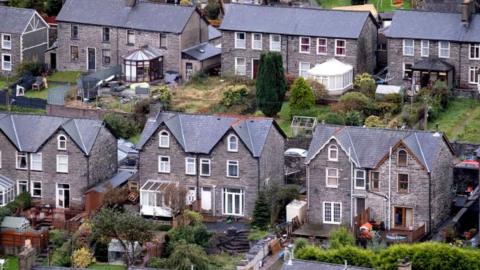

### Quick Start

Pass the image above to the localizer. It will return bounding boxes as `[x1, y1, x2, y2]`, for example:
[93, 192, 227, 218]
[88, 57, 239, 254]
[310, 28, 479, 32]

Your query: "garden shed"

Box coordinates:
[375, 84, 403, 99]
[108, 239, 141, 264]
[0, 217, 30, 232]
[0, 175, 15, 207]
[307, 58, 353, 95]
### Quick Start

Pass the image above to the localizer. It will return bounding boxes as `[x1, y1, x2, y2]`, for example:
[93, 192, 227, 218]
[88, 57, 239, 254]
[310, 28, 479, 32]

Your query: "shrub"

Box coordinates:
[256, 52, 287, 117]
[292, 107, 320, 118]
[179, 0, 191, 5]
[306, 79, 328, 102]
[294, 238, 308, 251]
[321, 112, 345, 125]
[251, 191, 270, 230]
[354, 73, 376, 98]
[14, 192, 31, 211]
[205, 0, 221, 19]
[72, 247, 94, 268]
[296, 245, 375, 268]
[51, 240, 72, 267]
[432, 80, 450, 109]
[16, 62, 45, 76]
[103, 113, 140, 139]
[167, 222, 212, 253]
[364, 115, 385, 128]
[166, 241, 210, 270]
[0, 206, 12, 223]
[329, 227, 355, 249]
[248, 229, 269, 242]
[383, 93, 403, 104]
[289, 77, 315, 117]
[336, 92, 371, 113]
[49, 229, 68, 249]
[151, 85, 171, 109]
[344, 110, 363, 126]
[147, 257, 168, 268]
[401, 103, 422, 127]
[221, 85, 248, 107]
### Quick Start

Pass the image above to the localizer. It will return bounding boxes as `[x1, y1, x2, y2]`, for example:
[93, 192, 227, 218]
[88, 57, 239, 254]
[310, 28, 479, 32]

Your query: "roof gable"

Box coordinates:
[57, 0, 196, 34]
[220, 4, 372, 39]
[0, 6, 36, 34]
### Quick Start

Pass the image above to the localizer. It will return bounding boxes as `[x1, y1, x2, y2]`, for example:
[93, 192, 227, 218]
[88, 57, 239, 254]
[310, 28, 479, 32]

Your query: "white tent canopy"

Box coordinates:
[307, 58, 354, 95]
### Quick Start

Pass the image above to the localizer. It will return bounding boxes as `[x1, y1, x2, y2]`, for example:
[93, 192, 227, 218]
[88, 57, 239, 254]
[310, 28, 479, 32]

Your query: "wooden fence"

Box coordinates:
[0, 90, 47, 109]
[0, 229, 48, 255]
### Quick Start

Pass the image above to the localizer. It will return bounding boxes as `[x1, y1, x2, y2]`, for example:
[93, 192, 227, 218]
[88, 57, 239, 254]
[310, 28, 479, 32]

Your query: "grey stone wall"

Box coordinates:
[180, 11, 209, 50]
[387, 38, 479, 90]
[221, 17, 377, 78]
[87, 126, 118, 186]
[259, 125, 285, 188]
[0, 33, 21, 77]
[430, 141, 454, 228]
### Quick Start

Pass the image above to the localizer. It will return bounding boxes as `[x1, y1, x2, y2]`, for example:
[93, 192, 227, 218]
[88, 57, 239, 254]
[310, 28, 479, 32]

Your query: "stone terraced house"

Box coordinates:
[56, 0, 210, 82]
[219, 4, 378, 88]
[0, 113, 117, 210]
[136, 112, 285, 218]
[0, 6, 49, 76]
[305, 125, 454, 235]
[385, 4, 480, 90]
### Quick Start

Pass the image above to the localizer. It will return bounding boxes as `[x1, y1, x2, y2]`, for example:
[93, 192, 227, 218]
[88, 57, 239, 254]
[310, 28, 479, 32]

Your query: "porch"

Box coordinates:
[408, 58, 454, 91]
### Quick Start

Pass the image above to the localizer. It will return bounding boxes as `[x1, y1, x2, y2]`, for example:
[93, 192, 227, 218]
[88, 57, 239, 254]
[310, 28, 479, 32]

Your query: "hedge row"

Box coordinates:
[295, 242, 480, 270]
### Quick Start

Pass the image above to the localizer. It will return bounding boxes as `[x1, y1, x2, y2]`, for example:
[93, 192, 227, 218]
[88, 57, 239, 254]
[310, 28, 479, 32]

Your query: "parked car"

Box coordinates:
[284, 148, 308, 158]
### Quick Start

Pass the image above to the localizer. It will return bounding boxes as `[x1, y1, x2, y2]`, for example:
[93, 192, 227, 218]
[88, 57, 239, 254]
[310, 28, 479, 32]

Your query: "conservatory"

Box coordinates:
[306, 58, 354, 96]
[123, 46, 163, 82]
[0, 175, 15, 207]
[139, 180, 177, 217]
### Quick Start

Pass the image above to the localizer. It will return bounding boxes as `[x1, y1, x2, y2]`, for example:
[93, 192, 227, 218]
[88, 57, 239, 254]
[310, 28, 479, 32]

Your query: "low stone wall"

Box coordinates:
[452, 88, 479, 99]
[46, 104, 130, 119]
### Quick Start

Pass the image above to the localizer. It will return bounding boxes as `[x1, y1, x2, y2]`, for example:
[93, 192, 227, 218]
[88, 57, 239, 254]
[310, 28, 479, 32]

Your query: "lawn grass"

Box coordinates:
[0, 105, 46, 114]
[1, 256, 19, 270]
[0, 79, 6, 90]
[48, 71, 82, 83]
[428, 98, 480, 143]
[276, 101, 332, 137]
[129, 133, 141, 145]
[318, 0, 411, 12]
[89, 263, 126, 270]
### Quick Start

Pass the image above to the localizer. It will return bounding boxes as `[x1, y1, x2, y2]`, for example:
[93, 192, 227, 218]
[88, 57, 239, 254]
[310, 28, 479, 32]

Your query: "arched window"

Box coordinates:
[57, 135, 67, 150]
[398, 149, 408, 167]
[227, 135, 238, 152]
[159, 130, 170, 148]
[328, 144, 338, 161]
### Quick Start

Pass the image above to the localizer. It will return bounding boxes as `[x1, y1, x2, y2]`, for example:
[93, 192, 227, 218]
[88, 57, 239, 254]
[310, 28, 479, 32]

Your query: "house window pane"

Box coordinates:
[317, 38, 327, 54]
[421, 40, 429, 57]
[70, 46, 79, 62]
[16, 152, 27, 170]
[30, 153, 42, 171]
[235, 32, 246, 49]
[158, 156, 170, 173]
[469, 66, 480, 84]
[270, 35, 281, 51]
[159, 131, 170, 148]
[439, 41, 450, 58]
[403, 63, 413, 79]
[56, 155, 69, 173]
[185, 157, 196, 175]
[470, 44, 480, 59]
[227, 160, 239, 177]
[403, 39, 414, 56]
[326, 168, 338, 187]
[160, 33, 167, 49]
[2, 34, 11, 50]
[398, 150, 408, 166]
[299, 37, 310, 53]
[335, 39, 346, 56]
[32, 182, 42, 197]
[127, 30, 135, 45]
[200, 159, 210, 176]
[298, 62, 310, 78]
[223, 188, 244, 216]
[2, 54, 11, 71]
[354, 170, 365, 189]
[103, 27, 110, 42]
[235, 58, 246, 76]
[370, 171, 380, 191]
[102, 49, 111, 65]
[398, 174, 409, 193]
[252, 33, 262, 50]
[71, 25, 78, 39]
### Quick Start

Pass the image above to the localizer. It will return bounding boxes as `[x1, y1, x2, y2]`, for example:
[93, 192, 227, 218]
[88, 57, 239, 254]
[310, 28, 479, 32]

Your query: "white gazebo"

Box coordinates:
[307, 58, 354, 96]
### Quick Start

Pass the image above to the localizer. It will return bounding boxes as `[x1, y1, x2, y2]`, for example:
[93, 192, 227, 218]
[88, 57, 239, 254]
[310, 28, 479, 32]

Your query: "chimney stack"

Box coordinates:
[125, 0, 137, 8]
[461, 0, 474, 26]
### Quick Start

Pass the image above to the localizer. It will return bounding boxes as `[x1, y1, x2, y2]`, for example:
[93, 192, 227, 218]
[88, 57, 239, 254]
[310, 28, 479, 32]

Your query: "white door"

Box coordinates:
[201, 187, 212, 211]
[56, 184, 70, 208]
[186, 187, 196, 205]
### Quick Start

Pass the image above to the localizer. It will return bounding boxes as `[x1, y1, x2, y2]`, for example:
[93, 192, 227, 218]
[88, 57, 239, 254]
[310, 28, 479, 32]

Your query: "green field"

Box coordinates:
[48, 71, 82, 83]
[318, 0, 411, 12]
[89, 263, 127, 270]
[428, 98, 480, 143]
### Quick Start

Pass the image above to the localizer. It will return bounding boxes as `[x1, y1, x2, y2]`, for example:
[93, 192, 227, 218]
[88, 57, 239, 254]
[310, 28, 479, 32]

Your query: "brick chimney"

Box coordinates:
[125, 0, 137, 7]
[461, 0, 474, 26]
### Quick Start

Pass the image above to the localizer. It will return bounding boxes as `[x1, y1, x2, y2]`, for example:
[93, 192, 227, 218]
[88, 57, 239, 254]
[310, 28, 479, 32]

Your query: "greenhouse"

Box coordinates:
[307, 58, 353, 96]
[0, 175, 15, 207]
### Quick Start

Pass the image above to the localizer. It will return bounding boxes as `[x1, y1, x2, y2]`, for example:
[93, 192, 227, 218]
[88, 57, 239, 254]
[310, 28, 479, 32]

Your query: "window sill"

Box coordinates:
[200, 174, 210, 177]
[56, 172, 69, 174]
[16, 168, 28, 170]
[158, 171, 170, 174]
[102, 41, 111, 44]
[328, 159, 338, 162]
[299, 51, 310, 54]
[326, 185, 338, 188]
[160, 47, 167, 50]
[334, 54, 346, 57]
[127, 43, 135, 46]
[1, 47, 11, 50]
[70, 38, 79, 41]
[226, 176, 239, 179]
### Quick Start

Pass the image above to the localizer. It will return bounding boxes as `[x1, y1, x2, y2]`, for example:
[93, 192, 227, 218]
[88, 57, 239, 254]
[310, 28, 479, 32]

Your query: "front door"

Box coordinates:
[252, 59, 260, 79]
[87, 48, 96, 71]
[185, 62, 193, 81]
[356, 198, 365, 216]
[394, 207, 413, 229]
[201, 187, 212, 211]
[50, 53, 57, 70]
[56, 184, 70, 208]
[420, 72, 430, 88]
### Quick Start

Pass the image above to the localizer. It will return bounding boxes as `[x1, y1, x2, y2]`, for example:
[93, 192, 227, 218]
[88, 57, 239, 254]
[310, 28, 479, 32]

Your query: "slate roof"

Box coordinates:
[87, 170, 136, 193]
[282, 259, 372, 270]
[208, 25, 222, 40]
[0, 113, 105, 155]
[57, 0, 196, 34]
[0, 6, 36, 34]
[306, 125, 453, 172]
[413, 59, 454, 72]
[219, 4, 373, 39]
[182, 42, 221, 61]
[386, 10, 480, 42]
[136, 112, 284, 157]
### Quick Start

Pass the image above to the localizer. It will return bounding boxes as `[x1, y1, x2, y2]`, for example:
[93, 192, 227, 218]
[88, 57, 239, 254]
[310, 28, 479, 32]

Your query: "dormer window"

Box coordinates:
[227, 135, 238, 152]
[159, 131, 170, 148]
[328, 144, 338, 161]
[397, 149, 407, 167]
[57, 135, 67, 150]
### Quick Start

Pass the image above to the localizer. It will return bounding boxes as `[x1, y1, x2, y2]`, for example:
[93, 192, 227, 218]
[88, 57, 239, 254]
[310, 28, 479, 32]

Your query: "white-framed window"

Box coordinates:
[30, 153, 42, 171]
[185, 157, 196, 175]
[57, 135, 67, 150]
[200, 158, 211, 176]
[354, 169, 366, 189]
[252, 33, 262, 50]
[403, 62, 413, 79]
[397, 149, 408, 167]
[227, 160, 239, 178]
[326, 168, 338, 188]
[159, 33, 167, 49]
[158, 155, 170, 173]
[127, 29, 135, 45]
[234, 57, 246, 76]
[1, 34, 11, 50]
[102, 27, 110, 42]
[1, 53, 11, 71]
[370, 171, 380, 191]
[317, 38, 327, 55]
[403, 39, 414, 56]
[398, 173, 409, 193]
[470, 44, 480, 60]
[223, 188, 244, 216]
[234, 32, 246, 49]
[186, 186, 196, 205]
[328, 144, 338, 161]
[56, 155, 69, 173]
[227, 134, 239, 152]
[298, 62, 310, 78]
[468, 66, 480, 84]
[438, 41, 450, 58]
[269, 34, 281, 51]
[420, 40, 429, 57]
[335, 39, 346, 56]
[17, 180, 28, 195]
[31, 181, 42, 198]
[323, 201, 341, 224]
[16, 152, 27, 170]
[299, 37, 310, 54]
[159, 130, 170, 148]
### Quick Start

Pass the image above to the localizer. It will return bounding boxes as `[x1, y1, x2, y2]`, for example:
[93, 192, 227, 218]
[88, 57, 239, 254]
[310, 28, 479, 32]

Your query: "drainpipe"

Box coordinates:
[257, 158, 261, 192]
[195, 154, 200, 210]
[388, 146, 392, 230]
[87, 155, 90, 188]
[212, 185, 216, 217]
[428, 172, 432, 233]
[286, 36, 289, 74]
[349, 147, 353, 227]
[306, 164, 310, 213]
[116, 28, 119, 66]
